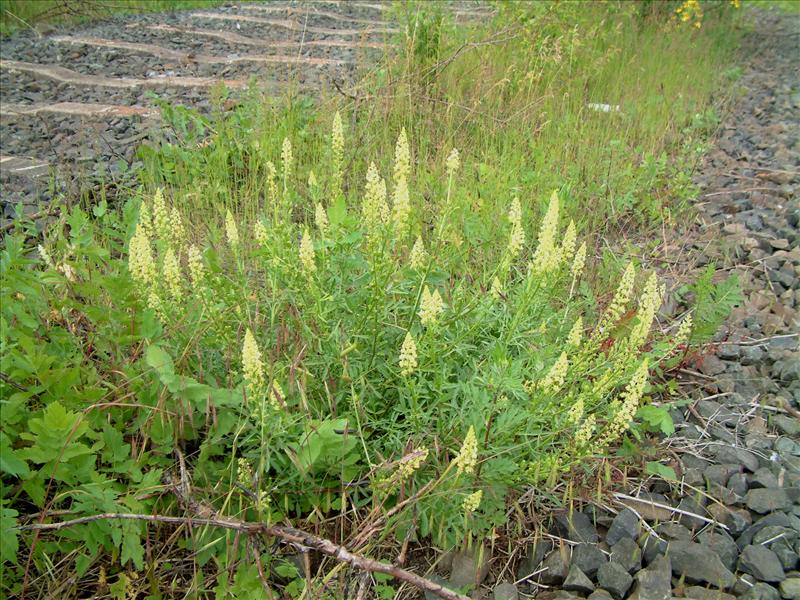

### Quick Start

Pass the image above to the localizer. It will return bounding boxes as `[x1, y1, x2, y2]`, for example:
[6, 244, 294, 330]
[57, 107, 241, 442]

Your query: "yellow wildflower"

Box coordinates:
[531, 191, 561, 275]
[396, 447, 428, 482]
[237, 457, 254, 486]
[602, 359, 649, 445]
[597, 261, 635, 336]
[242, 328, 265, 399]
[674, 313, 693, 347]
[567, 317, 583, 347]
[490, 276, 503, 300]
[225, 210, 239, 248]
[409, 236, 426, 270]
[162, 247, 183, 302]
[300, 228, 316, 274]
[281, 137, 293, 186]
[628, 272, 661, 349]
[266, 161, 278, 206]
[138, 201, 153, 240]
[463, 489, 483, 513]
[128, 223, 157, 288]
[540, 352, 568, 392]
[508, 222, 526, 261]
[37, 244, 54, 269]
[575, 414, 595, 448]
[363, 162, 389, 230]
[560, 220, 577, 266]
[315, 203, 329, 236]
[571, 241, 587, 281]
[394, 128, 411, 184]
[567, 397, 584, 425]
[331, 111, 345, 192]
[146, 289, 165, 319]
[392, 176, 411, 237]
[508, 197, 522, 229]
[453, 425, 478, 476]
[254, 221, 268, 246]
[169, 207, 184, 248]
[418, 286, 445, 327]
[187, 244, 205, 290]
[399, 331, 418, 376]
[268, 379, 284, 410]
[446, 148, 460, 176]
[308, 170, 317, 189]
[153, 188, 170, 243]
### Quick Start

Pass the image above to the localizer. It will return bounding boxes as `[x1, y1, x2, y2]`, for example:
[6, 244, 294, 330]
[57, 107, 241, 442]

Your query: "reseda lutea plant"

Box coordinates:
[126, 113, 692, 551]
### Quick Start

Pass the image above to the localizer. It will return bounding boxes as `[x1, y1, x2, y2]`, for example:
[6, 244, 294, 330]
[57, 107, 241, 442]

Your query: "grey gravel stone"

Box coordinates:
[746, 488, 793, 513]
[610, 537, 641, 574]
[752, 468, 782, 489]
[587, 590, 614, 600]
[448, 546, 490, 589]
[739, 545, 787, 583]
[492, 582, 519, 600]
[697, 528, 740, 572]
[684, 586, 736, 600]
[596, 561, 633, 600]
[553, 511, 599, 543]
[539, 548, 570, 585]
[571, 543, 607, 578]
[607, 508, 640, 546]
[668, 541, 737, 588]
[563, 565, 594, 594]
[779, 578, 800, 599]
[628, 554, 671, 600]
[739, 582, 782, 600]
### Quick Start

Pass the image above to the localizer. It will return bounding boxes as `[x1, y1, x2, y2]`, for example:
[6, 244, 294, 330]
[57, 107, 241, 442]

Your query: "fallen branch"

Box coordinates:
[19, 482, 468, 600]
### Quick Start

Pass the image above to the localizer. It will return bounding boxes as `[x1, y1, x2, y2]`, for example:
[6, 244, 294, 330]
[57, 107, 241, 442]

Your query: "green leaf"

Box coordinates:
[0, 433, 30, 478]
[0, 507, 19, 564]
[645, 461, 677, 481]
[636, 404, 675, 436]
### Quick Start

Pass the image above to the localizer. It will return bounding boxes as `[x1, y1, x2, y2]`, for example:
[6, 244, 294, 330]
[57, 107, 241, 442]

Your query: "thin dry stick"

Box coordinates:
[19, 512, 469, 600]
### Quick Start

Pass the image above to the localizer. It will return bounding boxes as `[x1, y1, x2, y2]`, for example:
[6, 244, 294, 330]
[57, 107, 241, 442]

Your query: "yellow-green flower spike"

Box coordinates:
[300, 228, 316, 274]
[153, 188, 171, 243]
[399, 331, 418, 376]
[540, 351, 568, 392]
[567, 317, 583, 347]
[419, 286, 445, 327]
[453, 425, 478, 476]
[560, 220, 577, 266]
[409, 236, 426, 270]
[225, 210, 240, 248]
[162, 247, 183, 303]
[187, 244, 205, 290]
[242, 328, 265, 400]
[463, 489, 482, 513]
[394, 127, 411, 185]
[571, 241, 587, 281]
[446, 148, 460, 176]
[281, 137, 293, 184]
[392, 176, 411, 237]
[396, 447, 428, 482]
[531, 191, 561, 275]
[254, 221, 268, 246]
[315, 203, 329, 236]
